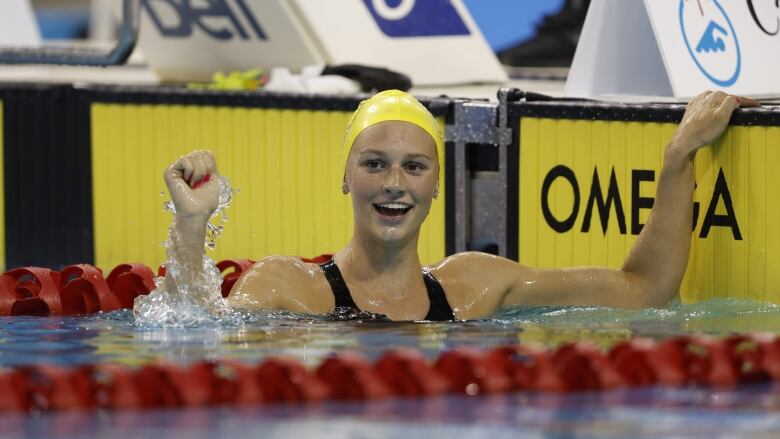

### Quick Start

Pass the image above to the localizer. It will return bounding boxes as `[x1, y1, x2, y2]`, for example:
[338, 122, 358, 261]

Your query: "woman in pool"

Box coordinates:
[163, 90, 757, 321]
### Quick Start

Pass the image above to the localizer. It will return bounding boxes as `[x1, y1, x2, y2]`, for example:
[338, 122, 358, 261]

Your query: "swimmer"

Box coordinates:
[162, 90, 759, 321]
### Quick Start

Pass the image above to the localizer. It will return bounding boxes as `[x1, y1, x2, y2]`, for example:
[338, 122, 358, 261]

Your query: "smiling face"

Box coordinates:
[344, 120, 439, 245]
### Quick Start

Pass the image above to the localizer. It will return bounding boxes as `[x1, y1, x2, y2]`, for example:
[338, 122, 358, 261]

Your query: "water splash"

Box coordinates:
[134, 175, 245, 327]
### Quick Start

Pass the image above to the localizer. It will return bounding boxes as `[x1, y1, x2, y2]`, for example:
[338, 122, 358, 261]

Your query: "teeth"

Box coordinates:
[377, 203, 410, 210]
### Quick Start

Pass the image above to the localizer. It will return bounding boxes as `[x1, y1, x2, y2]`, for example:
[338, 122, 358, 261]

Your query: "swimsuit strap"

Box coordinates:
[423, 270, 455, 321]
[319, 260, 455, 321]
[319, 259, 359, 310]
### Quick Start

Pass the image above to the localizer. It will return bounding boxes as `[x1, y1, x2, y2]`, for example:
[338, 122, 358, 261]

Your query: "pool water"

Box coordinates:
[3, 299, 780, 438]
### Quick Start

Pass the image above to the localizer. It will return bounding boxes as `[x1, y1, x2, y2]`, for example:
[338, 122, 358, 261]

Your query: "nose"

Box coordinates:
[382, 167, 405, 195]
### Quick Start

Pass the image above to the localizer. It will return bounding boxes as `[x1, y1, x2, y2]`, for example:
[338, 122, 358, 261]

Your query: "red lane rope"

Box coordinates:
[1, 335, 779, 412]
[0, 255, 332, 316]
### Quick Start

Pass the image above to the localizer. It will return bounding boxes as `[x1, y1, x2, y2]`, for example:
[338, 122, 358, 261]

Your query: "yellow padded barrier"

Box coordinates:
[0, 102, 4, 270]
[91, 104, 446, 270]
[518, 117, 780, 304]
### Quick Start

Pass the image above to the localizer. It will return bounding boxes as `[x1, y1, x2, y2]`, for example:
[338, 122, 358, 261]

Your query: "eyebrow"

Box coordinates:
[358, 149, 434, 160]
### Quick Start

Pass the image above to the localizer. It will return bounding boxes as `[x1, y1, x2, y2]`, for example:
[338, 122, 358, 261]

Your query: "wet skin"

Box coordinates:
[164, 92, 761, 320]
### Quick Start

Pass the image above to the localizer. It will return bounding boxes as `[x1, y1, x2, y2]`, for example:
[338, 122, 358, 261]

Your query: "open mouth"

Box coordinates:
[373, 202, 413, 219]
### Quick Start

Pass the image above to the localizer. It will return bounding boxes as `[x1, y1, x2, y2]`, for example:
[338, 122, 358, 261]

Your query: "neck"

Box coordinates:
[339, 231, 422, 279]
[334, 229, 425, 303]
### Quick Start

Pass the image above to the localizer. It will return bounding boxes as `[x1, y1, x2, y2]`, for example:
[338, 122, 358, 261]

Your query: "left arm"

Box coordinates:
[436, 92, 759, 316]
[505, 92, 759, 309]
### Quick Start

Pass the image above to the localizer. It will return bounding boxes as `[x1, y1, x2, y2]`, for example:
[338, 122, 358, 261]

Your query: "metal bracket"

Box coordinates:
[445, 101, 508, 144]
[445, 98, 513, 257]
[0, 0, 139, 66]
[496, 87, 546, 260]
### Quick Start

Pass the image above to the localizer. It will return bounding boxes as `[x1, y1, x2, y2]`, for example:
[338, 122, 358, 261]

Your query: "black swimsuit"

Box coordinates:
[319, 260, 455, 321]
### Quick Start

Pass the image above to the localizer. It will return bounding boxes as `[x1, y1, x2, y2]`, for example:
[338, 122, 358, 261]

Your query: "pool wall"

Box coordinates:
[508, 100, 780, 303]
[88, 88, 448, 269]
[1, 84, 780, 303]
[0, 85, 453, 270]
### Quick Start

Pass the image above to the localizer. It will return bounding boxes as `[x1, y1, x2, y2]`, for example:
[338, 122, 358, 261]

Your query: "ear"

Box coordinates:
[433, 184, 439, 200]
[342, 179, 349, 195]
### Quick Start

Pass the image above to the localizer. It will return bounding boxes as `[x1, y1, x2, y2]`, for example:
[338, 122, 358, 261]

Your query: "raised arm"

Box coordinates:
[159, 150, 332, 314]
[500, 91, 759, 310]
[161, 150, 221, 296]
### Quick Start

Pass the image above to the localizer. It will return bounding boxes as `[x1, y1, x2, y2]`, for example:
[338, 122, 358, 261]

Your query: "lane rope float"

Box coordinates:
[1, 334, 778, 412]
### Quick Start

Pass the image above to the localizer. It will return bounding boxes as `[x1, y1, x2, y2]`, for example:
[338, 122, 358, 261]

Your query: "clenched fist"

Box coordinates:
[163, 150, 221, 219]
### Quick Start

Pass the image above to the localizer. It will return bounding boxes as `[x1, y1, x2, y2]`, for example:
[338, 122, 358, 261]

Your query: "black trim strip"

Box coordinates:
[506, 114, 520, 262]
[444, 141, 455, 257]
[443, 102, 456, 258]
[79, 85, 451, 116]
[508, 100, 780, 126]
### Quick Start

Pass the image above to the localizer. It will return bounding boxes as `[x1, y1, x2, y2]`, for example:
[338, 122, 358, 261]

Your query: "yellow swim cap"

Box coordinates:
[342, 90, 443, 168]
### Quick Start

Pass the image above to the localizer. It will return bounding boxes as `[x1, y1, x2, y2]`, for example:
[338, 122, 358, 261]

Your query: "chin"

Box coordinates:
[364, 222, 418, 245]
[374, 228, 409, 243]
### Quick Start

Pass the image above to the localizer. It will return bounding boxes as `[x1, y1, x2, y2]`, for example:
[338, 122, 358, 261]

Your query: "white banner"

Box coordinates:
[0, 0, 41, 47]
[566, 0, 780, 99]
[137, 0, 323, 81]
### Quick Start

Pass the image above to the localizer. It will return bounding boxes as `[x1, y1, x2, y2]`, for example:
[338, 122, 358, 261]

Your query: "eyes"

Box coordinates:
[364, 159, 384, 170]
[361, 158, 429, 174]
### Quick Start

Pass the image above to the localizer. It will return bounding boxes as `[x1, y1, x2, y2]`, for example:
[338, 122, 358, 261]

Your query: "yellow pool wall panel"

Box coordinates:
[518, 117, 780, 304]
[90, 104, 446, 270]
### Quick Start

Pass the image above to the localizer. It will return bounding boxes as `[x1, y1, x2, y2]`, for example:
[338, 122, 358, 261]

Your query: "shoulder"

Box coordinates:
[227, 256, 334, 313]
[251, 255, 322, 278]
[427, 252, 525, 319]
[428, 252, 521, 280]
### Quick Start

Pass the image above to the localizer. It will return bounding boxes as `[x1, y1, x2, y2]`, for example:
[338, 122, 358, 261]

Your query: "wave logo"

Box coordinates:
[696, 21, 727, 52]
[362, 0, 470, 37]
[679, 0, 741, 86]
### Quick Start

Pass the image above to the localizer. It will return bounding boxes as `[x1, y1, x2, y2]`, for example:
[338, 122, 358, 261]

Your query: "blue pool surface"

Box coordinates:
[3, 300, 780, 438]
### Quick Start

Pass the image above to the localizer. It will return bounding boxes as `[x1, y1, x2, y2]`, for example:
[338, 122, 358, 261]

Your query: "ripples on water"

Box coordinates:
[2, 299, 780, 368]
[497, 298, 780, 328]
[3, 301, 780, 437]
